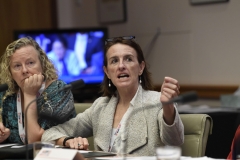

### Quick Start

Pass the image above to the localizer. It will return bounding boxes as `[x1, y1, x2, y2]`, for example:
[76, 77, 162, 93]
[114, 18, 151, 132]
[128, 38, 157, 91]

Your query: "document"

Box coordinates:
[0, 143, 18, 148]
[95, 156, 216, 160]
[94, 157, 156, 160]
[34, 148, 78, 160]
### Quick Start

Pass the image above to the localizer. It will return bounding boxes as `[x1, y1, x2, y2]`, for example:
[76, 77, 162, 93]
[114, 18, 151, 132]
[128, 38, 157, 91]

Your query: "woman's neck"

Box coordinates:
[45, 79, 55, 89]
[117, 85, 139, 107]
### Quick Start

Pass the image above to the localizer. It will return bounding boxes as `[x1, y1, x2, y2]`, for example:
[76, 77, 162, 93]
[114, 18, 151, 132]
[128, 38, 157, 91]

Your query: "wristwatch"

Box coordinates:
[63, 136, 75, 146]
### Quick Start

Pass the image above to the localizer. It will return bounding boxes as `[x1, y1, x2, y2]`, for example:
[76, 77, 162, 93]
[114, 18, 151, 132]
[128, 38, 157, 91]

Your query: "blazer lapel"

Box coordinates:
[125, 110, 148, 153]
[95, 97, 118, 152]
[122, 86, 148, 154]
[95, 86, 149, 153]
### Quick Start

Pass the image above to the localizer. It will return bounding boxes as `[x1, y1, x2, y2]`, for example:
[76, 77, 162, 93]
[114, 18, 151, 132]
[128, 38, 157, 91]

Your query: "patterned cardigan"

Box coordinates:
[42, 85, 184, 156]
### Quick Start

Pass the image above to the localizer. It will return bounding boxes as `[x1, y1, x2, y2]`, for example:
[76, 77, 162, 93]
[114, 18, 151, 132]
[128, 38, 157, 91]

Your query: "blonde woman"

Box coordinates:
[0, 37, 76, 144]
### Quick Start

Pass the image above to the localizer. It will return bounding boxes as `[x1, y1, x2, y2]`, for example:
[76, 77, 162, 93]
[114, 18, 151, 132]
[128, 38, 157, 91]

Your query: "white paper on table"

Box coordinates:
[0, 143, 18, 148]
[34, 148, 78, 160]
[95, 156, 218, 160]
[94, 156, 157, 160]
[78, 150, 92, 153]
[11, 145, 25, 148]
[181, 156, 218, 160]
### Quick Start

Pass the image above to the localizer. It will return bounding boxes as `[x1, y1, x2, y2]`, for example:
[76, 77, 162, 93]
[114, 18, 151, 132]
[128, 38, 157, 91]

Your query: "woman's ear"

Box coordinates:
[103, 66, 110, 78]
[139, 61, 145, 75]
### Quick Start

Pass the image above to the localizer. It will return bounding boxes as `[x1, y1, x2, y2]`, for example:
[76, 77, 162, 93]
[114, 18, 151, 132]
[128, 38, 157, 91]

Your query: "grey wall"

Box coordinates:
[57, 0, 240, 86]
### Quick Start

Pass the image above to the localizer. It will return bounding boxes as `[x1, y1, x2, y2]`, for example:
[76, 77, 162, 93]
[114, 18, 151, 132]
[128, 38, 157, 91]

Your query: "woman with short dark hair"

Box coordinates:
[42, 36, 184, 156]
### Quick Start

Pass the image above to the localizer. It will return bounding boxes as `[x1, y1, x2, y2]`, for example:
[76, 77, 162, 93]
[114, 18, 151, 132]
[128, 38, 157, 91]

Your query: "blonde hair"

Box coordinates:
[0, 37, 58, 96]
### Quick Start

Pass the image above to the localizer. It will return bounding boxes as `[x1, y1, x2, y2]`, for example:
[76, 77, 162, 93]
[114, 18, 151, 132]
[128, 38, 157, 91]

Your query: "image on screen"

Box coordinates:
[14, 28, 108, 85]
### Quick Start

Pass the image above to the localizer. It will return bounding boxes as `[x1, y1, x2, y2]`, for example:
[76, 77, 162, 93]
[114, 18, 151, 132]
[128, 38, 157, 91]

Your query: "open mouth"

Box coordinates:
[118, 74, 129, 79]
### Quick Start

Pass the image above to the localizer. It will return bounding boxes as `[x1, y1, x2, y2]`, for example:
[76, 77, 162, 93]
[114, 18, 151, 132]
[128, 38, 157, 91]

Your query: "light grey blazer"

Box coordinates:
[42, 85, 184, 156]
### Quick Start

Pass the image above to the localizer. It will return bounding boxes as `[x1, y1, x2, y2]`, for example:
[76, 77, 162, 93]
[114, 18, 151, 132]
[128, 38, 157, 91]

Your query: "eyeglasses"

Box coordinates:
[105, 36, 135, 45]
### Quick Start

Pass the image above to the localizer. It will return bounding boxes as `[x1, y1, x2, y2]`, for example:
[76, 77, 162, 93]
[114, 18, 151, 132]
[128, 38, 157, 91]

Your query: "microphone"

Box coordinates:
[24, 79, 85, 159]
[64, 79, 85, 91]
[162, 91, 198, 105]
[0, 83, 8, 92]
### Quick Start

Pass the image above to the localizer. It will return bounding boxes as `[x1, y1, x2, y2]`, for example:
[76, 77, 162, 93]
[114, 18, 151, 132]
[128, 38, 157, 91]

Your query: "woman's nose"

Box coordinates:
[22, 65, 29, 74]
[118, 60, 125, 70]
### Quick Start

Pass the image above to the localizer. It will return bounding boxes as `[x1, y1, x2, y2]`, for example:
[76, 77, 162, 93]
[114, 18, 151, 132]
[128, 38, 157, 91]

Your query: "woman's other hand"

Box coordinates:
[23, 74, 44, 96]
[0, 122, 10, 143]
[160, 77, 180, 125]
[65, 137, 89, 150]
[160, 77, 180, 104]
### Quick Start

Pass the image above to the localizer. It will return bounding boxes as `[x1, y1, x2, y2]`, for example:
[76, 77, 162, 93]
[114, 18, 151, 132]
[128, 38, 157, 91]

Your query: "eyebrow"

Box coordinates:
[12, 57, 35, 62]
[109, 53, 135, 59]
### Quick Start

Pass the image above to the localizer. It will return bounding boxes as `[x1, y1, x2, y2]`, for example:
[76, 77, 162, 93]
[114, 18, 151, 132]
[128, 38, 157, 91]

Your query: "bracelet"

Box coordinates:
[63, 136, 75, 146]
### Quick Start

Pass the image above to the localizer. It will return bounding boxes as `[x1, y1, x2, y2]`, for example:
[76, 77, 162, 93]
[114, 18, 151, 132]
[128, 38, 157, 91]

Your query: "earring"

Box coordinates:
[109, 79, 111, 87]
[139, 76, 142, 84]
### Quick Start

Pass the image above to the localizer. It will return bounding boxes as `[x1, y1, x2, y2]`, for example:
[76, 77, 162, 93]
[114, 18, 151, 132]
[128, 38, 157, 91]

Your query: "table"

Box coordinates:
[0, 144, 33, 159]
[0, 144, 115, 160]
[0, 144, 219, 160]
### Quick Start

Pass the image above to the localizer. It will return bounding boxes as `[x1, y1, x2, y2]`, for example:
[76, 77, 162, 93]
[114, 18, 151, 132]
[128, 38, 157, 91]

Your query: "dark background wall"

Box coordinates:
[0, 0, 57, 56]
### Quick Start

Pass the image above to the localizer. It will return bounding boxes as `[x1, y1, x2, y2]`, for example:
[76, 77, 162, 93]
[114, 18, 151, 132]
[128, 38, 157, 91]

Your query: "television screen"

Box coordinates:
[14, 28, 108, 85]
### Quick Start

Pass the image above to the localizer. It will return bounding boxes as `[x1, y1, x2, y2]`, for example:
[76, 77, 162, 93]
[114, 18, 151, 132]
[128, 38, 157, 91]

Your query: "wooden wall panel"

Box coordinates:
[0, 0, 57, 56]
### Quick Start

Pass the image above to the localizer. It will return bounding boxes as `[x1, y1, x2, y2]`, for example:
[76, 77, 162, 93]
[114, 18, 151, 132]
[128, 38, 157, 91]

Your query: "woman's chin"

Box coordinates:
[116, 82, 138, 90]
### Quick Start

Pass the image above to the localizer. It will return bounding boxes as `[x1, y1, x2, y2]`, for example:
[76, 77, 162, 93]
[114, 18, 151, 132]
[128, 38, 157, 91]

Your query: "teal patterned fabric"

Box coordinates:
[0, 80, 76, 144]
